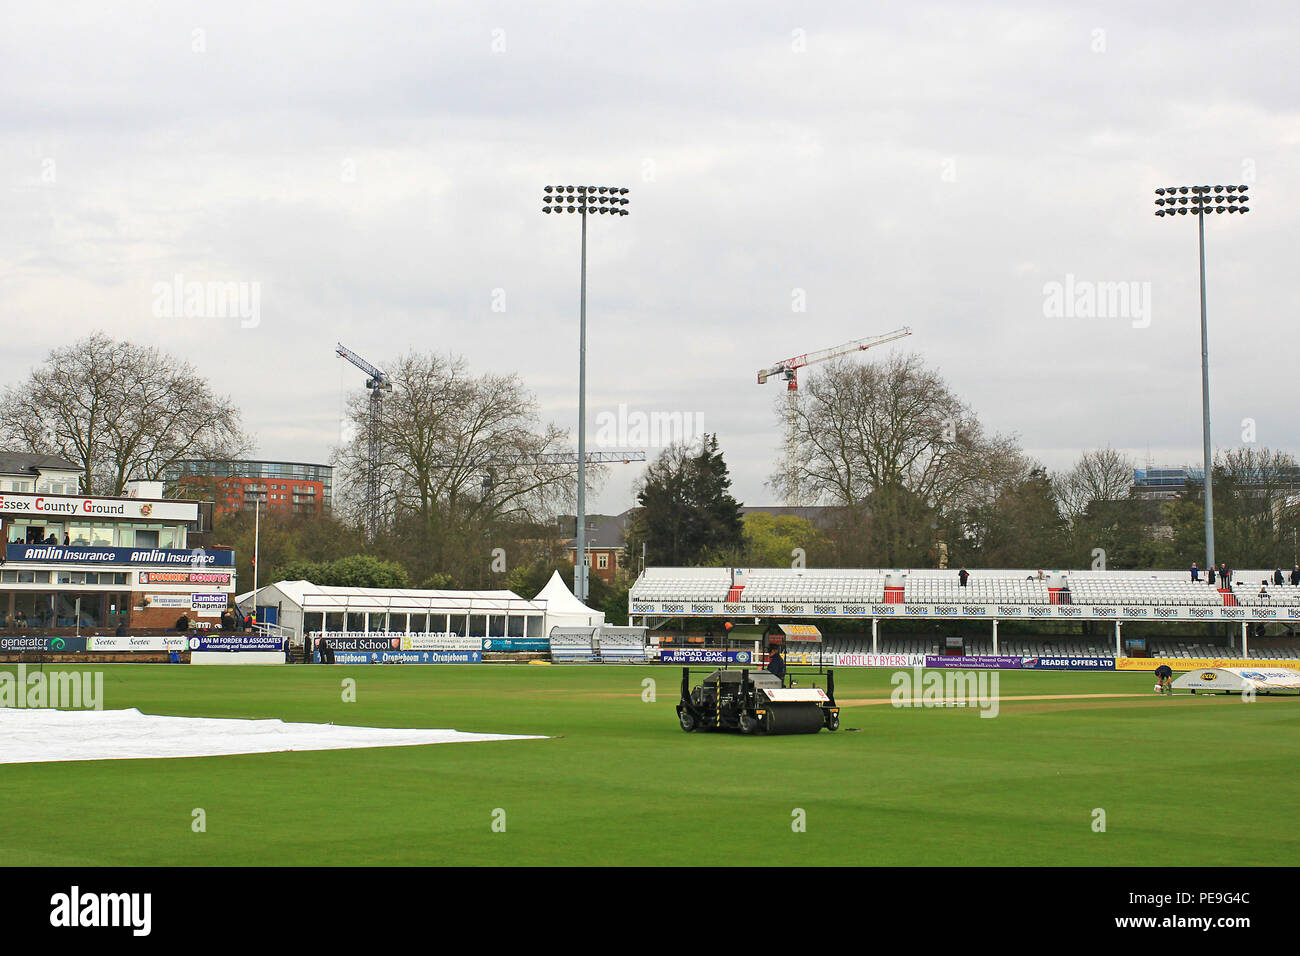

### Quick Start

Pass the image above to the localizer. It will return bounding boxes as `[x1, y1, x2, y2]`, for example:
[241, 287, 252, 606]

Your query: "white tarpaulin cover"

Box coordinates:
[1172, 667, 1300, 693]
[0, 708, 545, 764]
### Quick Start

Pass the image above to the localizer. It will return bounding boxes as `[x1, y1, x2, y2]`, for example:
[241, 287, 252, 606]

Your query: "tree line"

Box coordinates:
[631, 354, 1300, 574]
[4, 336, 1297, 614]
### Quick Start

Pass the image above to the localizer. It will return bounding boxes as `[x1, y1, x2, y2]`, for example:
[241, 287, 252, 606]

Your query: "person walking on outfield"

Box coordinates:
[1154, 664, 1174, 695]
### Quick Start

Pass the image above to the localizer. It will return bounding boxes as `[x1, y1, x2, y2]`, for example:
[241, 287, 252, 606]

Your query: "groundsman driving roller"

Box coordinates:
[675, 667, 839, 735]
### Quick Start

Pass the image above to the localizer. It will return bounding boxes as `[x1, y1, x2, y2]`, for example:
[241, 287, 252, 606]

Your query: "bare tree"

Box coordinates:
[0, 333, 252, 495]
[1208, 447, 1300, 567]
[1052, 447, 1135, 524]
[333, 350, 594, 579]
[770, 352, 1025, 565]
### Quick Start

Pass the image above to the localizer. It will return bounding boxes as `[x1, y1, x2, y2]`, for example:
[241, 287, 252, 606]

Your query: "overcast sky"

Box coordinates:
[3, 1, 1297, 514]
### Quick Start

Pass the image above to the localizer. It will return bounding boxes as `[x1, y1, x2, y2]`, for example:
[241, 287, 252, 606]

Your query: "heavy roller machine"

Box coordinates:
[675, 667, 839, 735]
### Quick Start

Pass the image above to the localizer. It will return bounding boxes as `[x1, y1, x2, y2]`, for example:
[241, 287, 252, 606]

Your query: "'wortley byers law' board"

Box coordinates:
[1171, 668, 1300, 694]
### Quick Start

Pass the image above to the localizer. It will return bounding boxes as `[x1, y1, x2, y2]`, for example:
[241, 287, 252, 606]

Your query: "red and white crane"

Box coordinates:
[757, 327, 913, 390]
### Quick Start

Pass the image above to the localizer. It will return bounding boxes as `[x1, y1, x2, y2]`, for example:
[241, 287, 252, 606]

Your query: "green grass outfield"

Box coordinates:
[1, 663, 1298, 866]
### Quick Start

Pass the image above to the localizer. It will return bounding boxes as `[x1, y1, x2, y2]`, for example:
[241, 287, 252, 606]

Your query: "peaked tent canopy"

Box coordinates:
[535, 570, 605, 630]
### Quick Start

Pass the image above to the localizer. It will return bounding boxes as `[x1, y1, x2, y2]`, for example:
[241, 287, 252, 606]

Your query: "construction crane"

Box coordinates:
[757, 327, 913, 390]
[426, 450, 646, 494]
[458, 450, 647, 496]
[445, 450, 647, 594]
[336, 343, 392, 538]
[473, 451, 647, 469]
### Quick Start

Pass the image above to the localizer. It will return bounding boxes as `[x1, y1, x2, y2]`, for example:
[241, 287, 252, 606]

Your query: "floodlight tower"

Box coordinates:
[1153, 183, 1251, 573]
[541, 184, 631, 601]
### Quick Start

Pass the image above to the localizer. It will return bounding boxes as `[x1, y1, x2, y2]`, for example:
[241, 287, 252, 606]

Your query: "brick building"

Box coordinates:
[562, 511, 633, 584]
[170, 460, 333, 517]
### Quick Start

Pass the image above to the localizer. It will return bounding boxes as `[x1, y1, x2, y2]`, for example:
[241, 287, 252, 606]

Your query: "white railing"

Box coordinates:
[253, 621, 293, 644]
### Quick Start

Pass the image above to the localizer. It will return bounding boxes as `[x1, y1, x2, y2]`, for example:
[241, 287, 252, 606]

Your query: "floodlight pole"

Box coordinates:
[541, 184, 631, 603]
[1153, 183, 1251, 576]
[577, 207, 589, 603]
[252, 498, 260, 632]
[1196, 210, 1215, 572]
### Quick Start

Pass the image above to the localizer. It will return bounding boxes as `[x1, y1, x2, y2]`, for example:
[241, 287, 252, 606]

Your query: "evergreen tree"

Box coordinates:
[627, 435, 744, 566]
[979, 467, 1068, 568]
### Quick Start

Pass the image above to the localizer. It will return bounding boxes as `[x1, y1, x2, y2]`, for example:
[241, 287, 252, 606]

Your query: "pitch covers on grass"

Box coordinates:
[0, 707, 546, 764]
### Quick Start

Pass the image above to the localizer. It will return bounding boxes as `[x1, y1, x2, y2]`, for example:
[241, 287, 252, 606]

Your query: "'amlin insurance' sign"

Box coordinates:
[6, 544, 234, 567]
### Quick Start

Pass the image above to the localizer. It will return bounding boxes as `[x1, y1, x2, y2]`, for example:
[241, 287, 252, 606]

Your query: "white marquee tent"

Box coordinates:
[534, 571, 605, 631]
[236, 581, 549, 641]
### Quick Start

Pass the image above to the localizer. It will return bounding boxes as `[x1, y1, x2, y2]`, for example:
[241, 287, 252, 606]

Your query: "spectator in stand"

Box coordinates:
[1189, 562, 1200, 582]
[1207, 565, 1217, 586]
[1259, 580, 1270, 600]
[175, 614, 190, 633]
[62, 533, 70, 545]
[114, 623, 126, 636]
[1291, 565, 1300, 587]
[958, 568, 970, 587]
[1273, 568, 1285, 586]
